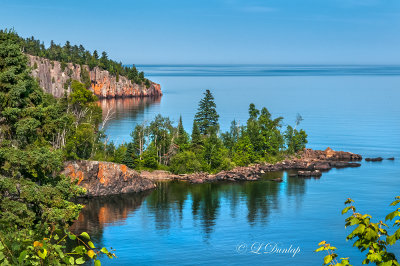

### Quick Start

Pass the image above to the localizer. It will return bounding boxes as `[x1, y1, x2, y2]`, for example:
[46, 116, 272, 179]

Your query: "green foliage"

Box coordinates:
[65, 123, 96, 160]
[80, 66, 91, 89]
[284, 115, 308, 154]
[191, 121, 202, 147]
[169, 151, 202, 174]
[194, 89, 219, 135]
[117, 90, 307, 175]
[0, 29, 114, 265]
[175, 116, 189, 150]
[122, 143, 136, 169]
[69, 80, 97, 106]
[232, 134, 257, 166]
[316, 196, 400, 266]
[142, 144, 159, 169]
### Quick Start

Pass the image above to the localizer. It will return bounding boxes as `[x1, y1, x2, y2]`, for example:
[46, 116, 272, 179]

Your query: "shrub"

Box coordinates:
[170, 151, 202, 174]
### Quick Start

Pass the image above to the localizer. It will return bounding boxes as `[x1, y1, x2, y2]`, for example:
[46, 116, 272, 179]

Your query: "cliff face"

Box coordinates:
[28, 55, 162, 98]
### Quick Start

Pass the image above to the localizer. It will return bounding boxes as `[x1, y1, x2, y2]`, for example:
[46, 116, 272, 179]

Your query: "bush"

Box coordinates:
[169, 151, 202, 174]
[315, 196, 400, 265]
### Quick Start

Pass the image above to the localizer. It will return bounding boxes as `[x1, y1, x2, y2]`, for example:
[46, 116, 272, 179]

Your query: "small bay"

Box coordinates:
[75, 65, 400, 265]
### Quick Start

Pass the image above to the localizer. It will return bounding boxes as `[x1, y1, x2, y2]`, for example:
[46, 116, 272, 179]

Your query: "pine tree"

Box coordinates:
[122, 143, 136, 168]
[194, 89, 219, 135]
[175, 115, 189, 149]
[191, 121, 202, 146]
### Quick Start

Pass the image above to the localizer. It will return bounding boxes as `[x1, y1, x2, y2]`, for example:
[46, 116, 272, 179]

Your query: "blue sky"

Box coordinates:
[1, 0, 400, 64]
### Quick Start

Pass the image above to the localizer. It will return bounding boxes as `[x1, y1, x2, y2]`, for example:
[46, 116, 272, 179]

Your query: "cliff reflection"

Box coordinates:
[70, 191, 151, 241]
[71, 172, 306, 242]
[97, 96, 161, 121]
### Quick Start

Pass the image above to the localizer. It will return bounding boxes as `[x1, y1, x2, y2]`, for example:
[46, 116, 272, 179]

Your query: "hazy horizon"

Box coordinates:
[1, 0, 400, 65]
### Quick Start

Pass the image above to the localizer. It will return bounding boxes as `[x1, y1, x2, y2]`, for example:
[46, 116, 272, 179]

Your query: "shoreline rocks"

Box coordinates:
[62, 161, 156, 197]
[142, 147, 363, 184]
[62, 148, 364, 196]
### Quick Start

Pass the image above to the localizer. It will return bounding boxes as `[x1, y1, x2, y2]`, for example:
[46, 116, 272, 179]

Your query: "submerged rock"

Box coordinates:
[365, 157, 383, 162]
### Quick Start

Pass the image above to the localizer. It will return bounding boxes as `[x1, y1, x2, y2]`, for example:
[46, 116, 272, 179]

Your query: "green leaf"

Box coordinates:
[95, 259, 101, 266]
[80, 232, 90, 240]
[68, 234, 76, 240]
[342, 206, 351, 215]
[367, 252, 382, 262]
[76, 257, 85, 264]
[69, 257, 74, 265]
[344, 198, 354, 204]
[88, 241, 95, 249]
[390, 200, 400, 206]
[38, 249, 47, 259]
[18, 250, 28, 263]
[100, 247, 108, 254]
[324, 254, 333, 265]
[386, 210, 400, 221]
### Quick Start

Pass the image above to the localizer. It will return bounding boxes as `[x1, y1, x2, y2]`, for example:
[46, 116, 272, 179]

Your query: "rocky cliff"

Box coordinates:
[62, 160, 156, 197]
[28, 55, 162, 98]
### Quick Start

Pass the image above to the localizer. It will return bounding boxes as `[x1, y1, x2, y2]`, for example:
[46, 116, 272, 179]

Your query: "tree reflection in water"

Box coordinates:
[71, 171, 308, 243]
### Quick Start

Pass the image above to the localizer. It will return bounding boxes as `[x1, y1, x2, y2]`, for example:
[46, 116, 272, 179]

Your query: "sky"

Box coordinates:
[1, 0, 400, 64]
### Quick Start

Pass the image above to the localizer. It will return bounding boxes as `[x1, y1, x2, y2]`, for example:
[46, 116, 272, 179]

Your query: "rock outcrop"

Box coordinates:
[28, 55, 162, 98]
[62, 148, 363, 197]
[62, 161, 156, 197]
[142, 148, 363, 184]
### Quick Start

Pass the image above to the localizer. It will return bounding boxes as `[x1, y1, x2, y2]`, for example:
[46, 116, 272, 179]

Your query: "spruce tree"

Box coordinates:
[175, 115, 189, 148]
[123, 143, 136, 168]
[194, 89, 219, 135]
[191, 121, 202, 146]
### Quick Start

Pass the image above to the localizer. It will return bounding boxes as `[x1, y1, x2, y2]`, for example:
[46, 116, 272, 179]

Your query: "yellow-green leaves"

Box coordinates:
[88, 241, 95, 249]
[317, 196, 400, 265]
[385, 209, 400, 221]
[80, 232, 90, 240]
[37, 249, 47, 259]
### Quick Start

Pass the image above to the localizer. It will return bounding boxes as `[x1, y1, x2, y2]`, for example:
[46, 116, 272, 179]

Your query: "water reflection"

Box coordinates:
[98, 96, 161, 121]
[71, 171, 307, 241]
[70, 191, 152, 241]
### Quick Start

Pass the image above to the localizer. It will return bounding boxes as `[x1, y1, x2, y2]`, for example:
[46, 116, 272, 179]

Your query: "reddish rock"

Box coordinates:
[62, 161, 156, 197]
[28, 55, 162, 98]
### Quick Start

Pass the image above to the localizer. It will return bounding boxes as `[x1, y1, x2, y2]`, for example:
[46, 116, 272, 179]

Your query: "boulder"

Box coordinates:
[62, 161, 156, 197]
[365, 157, 383, 162]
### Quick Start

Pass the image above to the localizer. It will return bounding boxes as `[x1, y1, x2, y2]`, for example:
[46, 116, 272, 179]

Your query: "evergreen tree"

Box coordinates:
[202, 128, 224, 171]
[221, 119, 240, 153]
[191, 121, 202, 146]
[175, 115, 189, 149]
[122, 142, 136, 168]
[194, 89, 219, 135]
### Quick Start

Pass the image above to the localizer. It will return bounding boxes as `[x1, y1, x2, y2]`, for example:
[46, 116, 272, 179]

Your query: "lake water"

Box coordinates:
[74, 65, 400, 265]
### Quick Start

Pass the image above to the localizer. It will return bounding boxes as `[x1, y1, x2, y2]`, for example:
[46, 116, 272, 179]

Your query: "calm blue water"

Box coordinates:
[76, 65, 400, 265]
